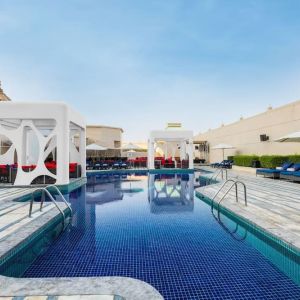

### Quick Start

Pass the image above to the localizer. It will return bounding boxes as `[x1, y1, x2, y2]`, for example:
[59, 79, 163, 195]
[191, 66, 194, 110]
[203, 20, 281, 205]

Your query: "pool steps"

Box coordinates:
[196, 168, 300, 252]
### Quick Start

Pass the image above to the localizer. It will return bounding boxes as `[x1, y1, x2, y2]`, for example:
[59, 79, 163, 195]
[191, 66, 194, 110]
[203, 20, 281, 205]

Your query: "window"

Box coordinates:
[114, 141, 121, 148]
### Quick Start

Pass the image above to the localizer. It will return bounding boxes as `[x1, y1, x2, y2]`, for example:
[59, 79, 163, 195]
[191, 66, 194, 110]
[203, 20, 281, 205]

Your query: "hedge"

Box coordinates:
[229, 154, 300, 168]
[259, 155, 289, 168]
[233, 155, 260, 167]
[287, 155, 300, 163]
[227, 156, 234, 161]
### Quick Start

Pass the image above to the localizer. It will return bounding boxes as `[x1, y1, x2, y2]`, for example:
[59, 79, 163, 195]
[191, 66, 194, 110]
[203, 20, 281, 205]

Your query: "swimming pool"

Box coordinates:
[3, 173, 300, 299]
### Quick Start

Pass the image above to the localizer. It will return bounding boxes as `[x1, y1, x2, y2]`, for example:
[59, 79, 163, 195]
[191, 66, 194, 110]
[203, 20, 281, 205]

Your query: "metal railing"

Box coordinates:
[28, 186, 72, 227]
[206, 168, 228, 185]
[211, 179, 247, 214]
[45, 185, 72, 214]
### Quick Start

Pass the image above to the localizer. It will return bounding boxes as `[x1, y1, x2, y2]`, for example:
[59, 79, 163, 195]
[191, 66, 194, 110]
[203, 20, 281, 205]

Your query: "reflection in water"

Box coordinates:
[86, 175, 124, 204]
[212, 210, 248, 241]
[5, 173, 300, 300]
[148, 173, 194, 214]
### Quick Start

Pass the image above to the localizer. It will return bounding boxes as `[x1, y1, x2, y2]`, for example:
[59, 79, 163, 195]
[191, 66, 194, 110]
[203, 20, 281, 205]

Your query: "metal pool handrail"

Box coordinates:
[211, 179, 247, 215]
[29, 188, 65, 224]
[28, 186, 72, 228]
[45, 185, 72, 214]
[211, 179, 236, 209]
[206, 168, 228, 185]
[216, 180, 247, 214]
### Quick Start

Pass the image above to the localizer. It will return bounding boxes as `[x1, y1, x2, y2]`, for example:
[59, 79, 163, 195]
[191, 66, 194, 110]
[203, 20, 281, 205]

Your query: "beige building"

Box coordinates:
[86, 125, 123, 157]
[0, 82, 12, 155]
[194, 100, 300, 163]
[0, 81, 11, 102]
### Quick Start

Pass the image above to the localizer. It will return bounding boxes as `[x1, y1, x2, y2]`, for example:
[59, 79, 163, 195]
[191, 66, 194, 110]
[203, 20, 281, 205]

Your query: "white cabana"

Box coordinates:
[148, 127, 194, 169]
[0, 102, 86, 185]
[211, 143, 235, 160]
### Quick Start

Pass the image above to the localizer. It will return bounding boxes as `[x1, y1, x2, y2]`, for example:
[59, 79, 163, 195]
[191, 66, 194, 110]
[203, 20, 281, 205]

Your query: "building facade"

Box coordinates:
[86, 125, 123, 157]
[0, 81, 11, 102]
[194, 100, 300, 163]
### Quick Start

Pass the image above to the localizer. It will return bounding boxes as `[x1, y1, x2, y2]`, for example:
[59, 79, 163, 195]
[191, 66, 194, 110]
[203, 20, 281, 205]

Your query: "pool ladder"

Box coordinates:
[28, 185, 72, 228]
[211, 179, 247, 216]
[206, 168, 228, 185]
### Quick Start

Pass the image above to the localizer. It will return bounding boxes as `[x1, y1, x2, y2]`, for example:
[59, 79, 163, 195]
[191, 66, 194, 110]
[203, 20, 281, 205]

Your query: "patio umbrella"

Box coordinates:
[86, 143, 108, 158]
[274, 131, 300, 143]
[86, 143, 108, 151]
[211, 143, 235, 160]
[126, 149, 136, 158]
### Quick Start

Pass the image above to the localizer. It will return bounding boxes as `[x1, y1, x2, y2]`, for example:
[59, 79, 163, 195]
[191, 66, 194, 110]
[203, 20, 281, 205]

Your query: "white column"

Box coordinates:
[22, 126, 28, 165]
[180, 141, 185, 161]
[79, 127, 86, 177]
[171, 143, 175, 161]
[188, 138, 194, 169]
[148, 138, 155, 169]
[56, 119, 70, 185]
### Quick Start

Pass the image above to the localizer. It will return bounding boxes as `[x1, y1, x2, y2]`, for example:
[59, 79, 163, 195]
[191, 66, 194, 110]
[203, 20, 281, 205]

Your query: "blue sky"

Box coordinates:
[1, 0, 300, 141]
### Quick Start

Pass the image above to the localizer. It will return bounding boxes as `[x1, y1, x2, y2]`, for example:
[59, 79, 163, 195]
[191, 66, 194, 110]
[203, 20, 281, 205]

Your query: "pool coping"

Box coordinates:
[0, 276, 163, 299]
[0, 206, 163, 300]
[195, 186, 300, 256]
[87, 168, 195, 175]
[0, 177, 163, 300]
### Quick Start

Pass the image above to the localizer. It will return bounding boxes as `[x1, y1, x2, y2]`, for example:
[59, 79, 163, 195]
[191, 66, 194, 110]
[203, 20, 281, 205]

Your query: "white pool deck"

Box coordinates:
[196, 167, 300, 251]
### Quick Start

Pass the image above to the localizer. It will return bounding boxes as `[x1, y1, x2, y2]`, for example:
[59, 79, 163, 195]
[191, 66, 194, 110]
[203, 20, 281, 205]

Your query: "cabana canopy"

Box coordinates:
[148, 127, 194, 169]
[0, 102, 86, 185]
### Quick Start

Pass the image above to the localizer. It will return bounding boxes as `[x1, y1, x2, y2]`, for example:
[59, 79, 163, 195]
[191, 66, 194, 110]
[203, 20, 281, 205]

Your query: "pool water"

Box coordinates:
[14, 174, 300, 299]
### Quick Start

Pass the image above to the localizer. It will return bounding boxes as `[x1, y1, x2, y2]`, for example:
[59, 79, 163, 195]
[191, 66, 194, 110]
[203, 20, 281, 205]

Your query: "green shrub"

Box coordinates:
[227, 156, 234, 161]
[259, 155, 289, 168]
[233, 155, 259, 167]
[287, 155, 300, 163]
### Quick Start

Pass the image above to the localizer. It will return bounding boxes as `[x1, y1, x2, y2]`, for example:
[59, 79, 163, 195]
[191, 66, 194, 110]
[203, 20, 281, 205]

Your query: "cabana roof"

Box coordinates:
[150, 129, 194, 141]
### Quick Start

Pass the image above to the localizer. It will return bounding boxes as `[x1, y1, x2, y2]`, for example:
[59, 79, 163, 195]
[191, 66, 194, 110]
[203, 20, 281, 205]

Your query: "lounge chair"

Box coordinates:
[279, 163, 300, 181]
[211, 160, 233, 169]
[256, 162, 294, 179]
[219, 160, 233, 169]
[101, 161, 109, 169]
[93, 161, 101, 170]
[0, 164, 10, 183]
[112, 161, 121, 169]
[210, 161, 223, 168]
[120, 161, 128, 169]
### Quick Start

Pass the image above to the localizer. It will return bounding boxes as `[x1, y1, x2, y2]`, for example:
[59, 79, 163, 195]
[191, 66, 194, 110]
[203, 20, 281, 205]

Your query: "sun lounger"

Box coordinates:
[279, 163, 300, 181]
[256, 162, 294, 179]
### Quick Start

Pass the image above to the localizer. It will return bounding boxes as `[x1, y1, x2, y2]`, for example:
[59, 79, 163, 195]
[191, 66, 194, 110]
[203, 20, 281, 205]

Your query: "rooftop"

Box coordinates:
[87, 124, 124, 132]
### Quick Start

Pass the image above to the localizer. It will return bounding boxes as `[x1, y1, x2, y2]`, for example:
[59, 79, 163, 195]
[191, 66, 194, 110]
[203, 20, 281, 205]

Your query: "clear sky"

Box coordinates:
[1, 0, 300, 141]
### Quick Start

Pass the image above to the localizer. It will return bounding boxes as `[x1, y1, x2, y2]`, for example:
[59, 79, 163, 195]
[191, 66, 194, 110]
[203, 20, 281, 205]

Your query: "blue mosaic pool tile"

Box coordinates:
[18, 174, 300, 299]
